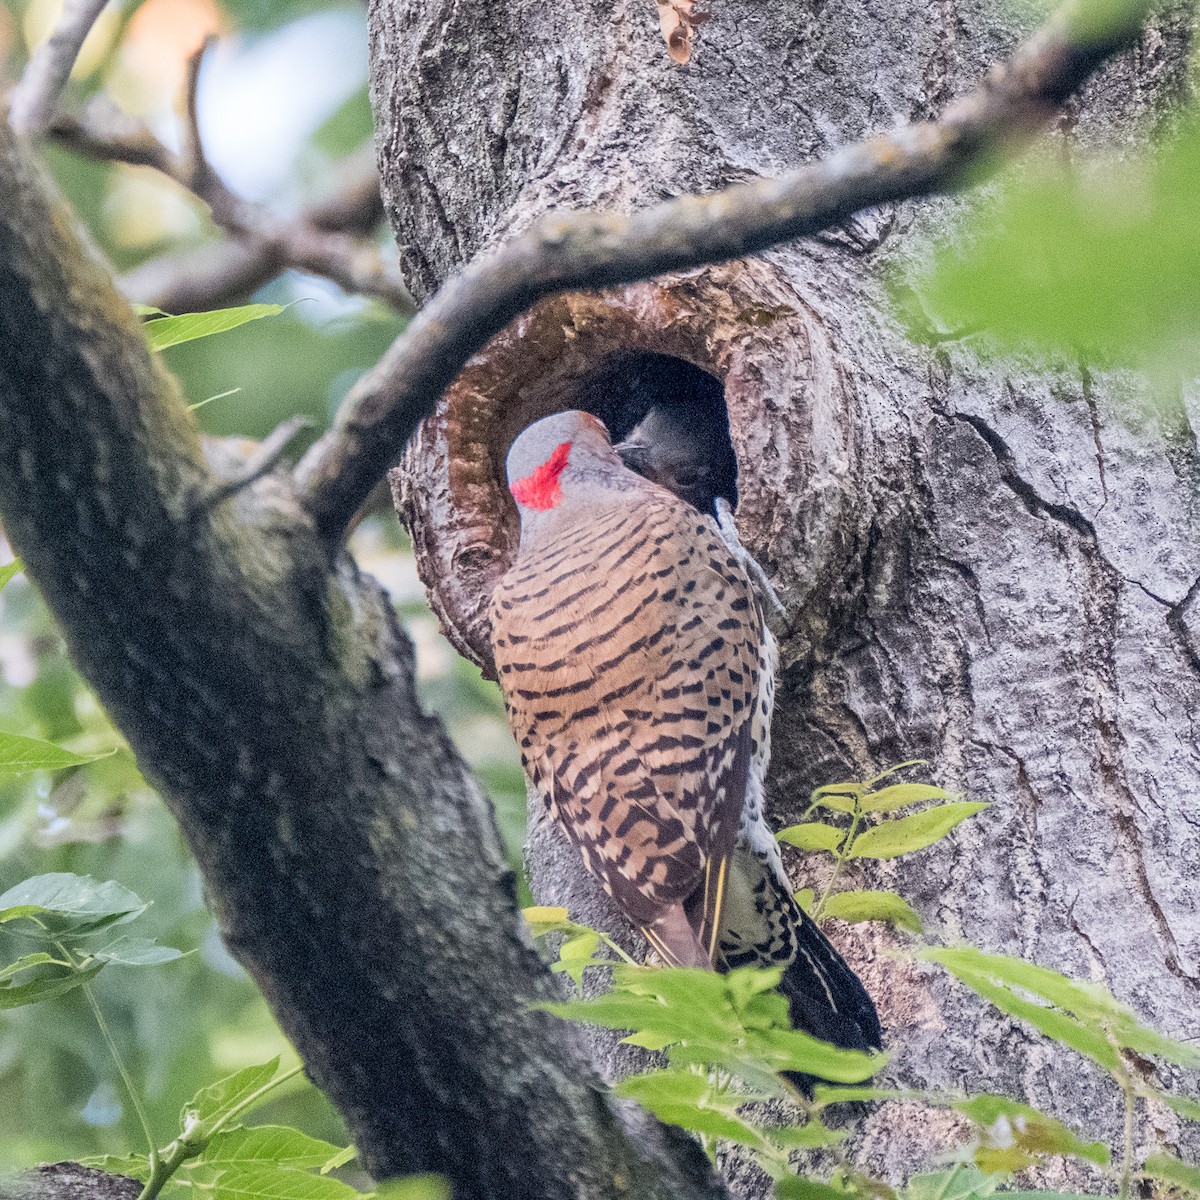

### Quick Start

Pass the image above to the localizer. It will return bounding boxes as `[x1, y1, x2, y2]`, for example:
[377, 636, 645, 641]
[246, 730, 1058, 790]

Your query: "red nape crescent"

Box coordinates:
[510, 441, 571, 510]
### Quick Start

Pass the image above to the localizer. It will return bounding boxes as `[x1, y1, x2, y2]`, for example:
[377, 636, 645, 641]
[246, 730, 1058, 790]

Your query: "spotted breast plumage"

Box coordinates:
[491, 408, 880, 1054]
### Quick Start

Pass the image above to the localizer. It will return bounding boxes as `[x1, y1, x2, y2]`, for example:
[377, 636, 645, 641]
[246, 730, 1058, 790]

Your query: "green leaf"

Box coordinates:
[542, 969, 741, 1046]
[1142, 1151, 1200, 1196]
[903, 118, 1200, 375]
[616, 1068, 773, 1150]
[521, 906, 601, 941]
[769, 1121, 846, 1149]
[954, 1094, 1109, 1168]
[822, 890, 923, 932]
[905, 1170, 994, 1200]
[182, 1057, 282, 1140]
[723, 965, 786, 1011]
[0, 960, 102, 1007]
[621, 1029, 680, 1050]
[905, 1169, 997, 1200]
[809, 784, 860, 814]
[996, 1194, 1104, 1200]
[0, 559, 22, 590]
[794, 888, 815, 914]
[922, 950, 1120, 1071]
[143, 304, 286, 353]
[77, 1153, 153, 1182]
[924, 947, 1200, 1069]
[133, 304, 168, 317]
[320, 1145, 357, 1175]
[211, 1166, 361, 1199]
[193, 1127, 345, 1172]
[373, 1177, 452, 1200]
[0, 873, 147, 939]
[1109, 1018, 1200, 1070]
[664, 1041, 793, 1098]
[1148, 1088, 1200, 1123]
[539, 993, 697, 1038]
[858, 784, 954, 814]
[811, 795, 857, 814]
[0, 732, 115, 779]
[848, 802, 990, 859]
[94, 935, 186, 967]
[739, 1024, 883, 1084]
[0, 951, 58, 981]
[774, 1178, 851, 1200]
[521, 905, 570, 932]
[552, 931, 603, 987]
[559, 931, 601, 960]
[777, 822, 845, 852]
[924, 947, 1127, 1023]
[613, 964, 742, 1032]
[812, 780, 865, 798]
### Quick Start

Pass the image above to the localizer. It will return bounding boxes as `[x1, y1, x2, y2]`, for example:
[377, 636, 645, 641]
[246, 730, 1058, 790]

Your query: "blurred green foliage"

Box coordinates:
[0, 0, 524, 1173]
[902, 113, 1200, 378]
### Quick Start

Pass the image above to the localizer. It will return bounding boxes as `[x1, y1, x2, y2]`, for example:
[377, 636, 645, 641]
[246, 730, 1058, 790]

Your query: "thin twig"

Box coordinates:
[9, 0, 111, 138]
[47, 75, 416, 315]
[195, 415, 315, 514]
[180, 38, 212, 188]
[1118, 1063, 1137, 1199]
[293, 0, 1152, 547]
[118, 206, 412, 314]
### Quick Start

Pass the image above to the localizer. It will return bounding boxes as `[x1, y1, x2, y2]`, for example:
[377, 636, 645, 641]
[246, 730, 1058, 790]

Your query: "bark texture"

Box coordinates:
[379, 0, 1200, 1184]
[0, 120, 725, 1200]
[2, 1164, 141, 1200]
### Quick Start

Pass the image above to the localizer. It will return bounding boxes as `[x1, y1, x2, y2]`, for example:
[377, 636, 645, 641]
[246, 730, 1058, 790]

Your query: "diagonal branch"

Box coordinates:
[294, 0, 1151, 547]
[8, 0, 111, 137]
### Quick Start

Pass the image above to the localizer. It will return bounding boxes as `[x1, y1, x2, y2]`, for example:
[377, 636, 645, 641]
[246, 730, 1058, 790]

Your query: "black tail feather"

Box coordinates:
[779, 909, 882, 1052]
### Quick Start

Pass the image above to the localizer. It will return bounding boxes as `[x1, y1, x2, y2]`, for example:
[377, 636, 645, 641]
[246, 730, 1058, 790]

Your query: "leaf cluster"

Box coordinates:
[538, 963, 881, 1184]
[0, 873, 185, 1010]
[0, 869, 447, 1200]
[527, 763, 1198, 1200]
[900, 114, 1200, 382]
[779, 762, 988, 931]
[82, 1055, 447, 1200]
[535, 928, 1200, 1200]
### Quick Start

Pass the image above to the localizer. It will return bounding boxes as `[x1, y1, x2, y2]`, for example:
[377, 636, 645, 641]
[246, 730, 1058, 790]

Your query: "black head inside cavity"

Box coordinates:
[573, 353, 737, 518]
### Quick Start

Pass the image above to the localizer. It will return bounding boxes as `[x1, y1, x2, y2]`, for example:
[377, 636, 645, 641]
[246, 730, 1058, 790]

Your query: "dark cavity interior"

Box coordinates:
[567, 352, 737, 515]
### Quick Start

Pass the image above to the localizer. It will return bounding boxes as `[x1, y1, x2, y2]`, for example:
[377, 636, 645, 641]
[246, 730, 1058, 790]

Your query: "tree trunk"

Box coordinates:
[0, 120, 724, 1200]
[379, 0, 1200, 1184]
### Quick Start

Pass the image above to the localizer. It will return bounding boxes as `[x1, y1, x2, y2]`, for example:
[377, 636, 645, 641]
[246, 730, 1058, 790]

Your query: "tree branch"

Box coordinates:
[117, 150, 389, 313]
[0, 112, 721, 1200]
[8, 0, 110, 138]
[294, 0, 1151, 547]
[46, 48, 416, 315]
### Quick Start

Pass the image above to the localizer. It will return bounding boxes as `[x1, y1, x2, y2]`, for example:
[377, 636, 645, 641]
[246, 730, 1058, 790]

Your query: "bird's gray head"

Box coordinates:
[505, 410, 623, 514]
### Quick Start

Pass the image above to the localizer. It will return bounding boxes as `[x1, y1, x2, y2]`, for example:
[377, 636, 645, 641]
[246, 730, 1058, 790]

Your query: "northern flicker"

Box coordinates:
[492, 409, 880, 1052]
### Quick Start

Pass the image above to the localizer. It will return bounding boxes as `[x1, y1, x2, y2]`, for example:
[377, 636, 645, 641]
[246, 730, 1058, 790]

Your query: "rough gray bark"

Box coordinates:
[0, 118, 725, 1200]
[379, 0, 1200, 1185]
[1, 1164, 141, 1200]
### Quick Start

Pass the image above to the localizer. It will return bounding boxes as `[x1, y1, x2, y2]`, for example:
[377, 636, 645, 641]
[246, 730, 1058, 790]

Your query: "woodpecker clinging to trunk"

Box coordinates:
[491, 409, 880, 1053]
